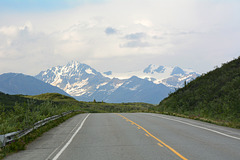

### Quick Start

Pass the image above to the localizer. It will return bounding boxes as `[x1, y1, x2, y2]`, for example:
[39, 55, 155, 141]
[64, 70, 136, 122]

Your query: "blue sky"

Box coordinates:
[0, 0, 106, 11]
[0, 0, 239, 75]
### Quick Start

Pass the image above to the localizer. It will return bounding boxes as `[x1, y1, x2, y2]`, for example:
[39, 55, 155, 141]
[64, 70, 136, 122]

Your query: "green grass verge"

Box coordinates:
[0, 111, 84, 160]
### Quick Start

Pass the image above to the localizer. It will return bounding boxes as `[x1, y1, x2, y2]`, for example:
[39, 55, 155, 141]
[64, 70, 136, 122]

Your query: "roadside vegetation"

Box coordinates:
[1, 56, 239, 158]
[158, 57, 240, 128]
[0, 92, 154, 135]
[0, 93, 79, 135]
[0, 91, 155, 159]
[0, 110, 82, 159]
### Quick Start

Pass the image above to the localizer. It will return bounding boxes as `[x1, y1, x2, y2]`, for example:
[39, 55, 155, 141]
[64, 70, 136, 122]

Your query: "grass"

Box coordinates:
[23, 93, 78, 103]
[0, 111, 84, 160]
[1, 79, 239, 160]
[158, 57, 240, 128]
[0, 92, 155, 159]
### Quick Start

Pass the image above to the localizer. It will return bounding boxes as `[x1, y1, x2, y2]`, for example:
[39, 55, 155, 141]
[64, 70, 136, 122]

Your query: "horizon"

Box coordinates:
[0, 60, 202, 76]
[0, 0, 240, 75]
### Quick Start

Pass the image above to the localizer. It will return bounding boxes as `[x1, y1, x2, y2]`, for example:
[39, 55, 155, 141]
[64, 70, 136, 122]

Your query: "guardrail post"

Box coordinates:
[0, 135, 6, 147]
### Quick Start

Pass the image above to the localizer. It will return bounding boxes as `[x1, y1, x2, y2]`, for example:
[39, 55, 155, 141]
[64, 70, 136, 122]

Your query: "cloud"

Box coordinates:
[0, 22, 32, 37]
[162, 30, 201, 37]
[152, 35, 164, 40]
[120, 41, 151, 48]
[105, 27, 117, 35]
[0, 23, 67, 74]
[134, 19, 153, 27]
[1, 0, 240, 74]
[121, 32, 151, 48]
[124, 32, 147, 40]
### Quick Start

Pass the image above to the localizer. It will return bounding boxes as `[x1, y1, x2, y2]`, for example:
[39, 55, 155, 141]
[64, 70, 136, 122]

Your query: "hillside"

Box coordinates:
[0, 73, 70, 96]
[0, 91, 155, 114]
[25, 93, 78, 103]
[158, 57, 240, 128]
[0, 91, 36, 108]
[0, 91, 155, 135]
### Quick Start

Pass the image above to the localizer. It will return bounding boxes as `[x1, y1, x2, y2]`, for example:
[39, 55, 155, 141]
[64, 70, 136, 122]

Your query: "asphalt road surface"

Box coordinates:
[5, 113, 240, 160]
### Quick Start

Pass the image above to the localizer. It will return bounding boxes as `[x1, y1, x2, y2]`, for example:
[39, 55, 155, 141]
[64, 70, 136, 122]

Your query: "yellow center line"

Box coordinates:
[145, 133, 150, 137]
[116, 113, 188, 160]
[158, 143, 164, 147]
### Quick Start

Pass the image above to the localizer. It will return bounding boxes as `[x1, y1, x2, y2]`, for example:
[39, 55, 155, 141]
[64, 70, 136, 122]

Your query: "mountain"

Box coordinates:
[103, 64, 200, 88]
[0, 73, 70, 96]
[36, 61, 173, 104]
[158, 57, 240, 128]
[103, 76, 171, 104]
[35, 61, 111, 97]
[171, 66, 186, 76]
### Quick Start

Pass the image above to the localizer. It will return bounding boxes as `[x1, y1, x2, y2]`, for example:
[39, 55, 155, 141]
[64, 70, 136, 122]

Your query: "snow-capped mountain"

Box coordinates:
[103, 64, 200, 88]
[101, 76, 172, 104]
[35, 61, 173, 104]
[35, 61, 111, 97]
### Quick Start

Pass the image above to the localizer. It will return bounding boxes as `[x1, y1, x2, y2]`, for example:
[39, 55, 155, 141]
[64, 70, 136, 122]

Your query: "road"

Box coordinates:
[5, 113, 240, 160]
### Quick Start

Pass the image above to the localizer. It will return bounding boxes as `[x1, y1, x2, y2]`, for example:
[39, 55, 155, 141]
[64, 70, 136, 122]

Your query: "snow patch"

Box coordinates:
[109, 82, 123, 93]
[85, 68, 95, 75]
[63, 78, 89, 96]
[72, 78, 89, 88]
[96, 82, 108, 89]
[178, 75, 192, 81]
[129, 85, 140, 91]
[115, 82, 123, 89]
[42, 72, 47, 76]
[51, 76, 63, 86]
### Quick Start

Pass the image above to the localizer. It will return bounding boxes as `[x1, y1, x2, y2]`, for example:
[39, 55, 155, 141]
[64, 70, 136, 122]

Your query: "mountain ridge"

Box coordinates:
[103, 64, 200, 88]
[0, 73, 70, 96]
[0, 61, 200, 104]
[35, 61, 198, 104]
[36, 61, 179, 104]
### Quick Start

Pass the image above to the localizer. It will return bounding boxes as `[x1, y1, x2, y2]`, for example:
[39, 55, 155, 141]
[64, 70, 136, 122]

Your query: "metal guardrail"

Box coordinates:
[0, 110, 75, 147]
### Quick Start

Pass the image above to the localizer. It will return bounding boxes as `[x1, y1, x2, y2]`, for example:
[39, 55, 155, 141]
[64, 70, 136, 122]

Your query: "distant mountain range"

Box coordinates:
[0, 73, 70, 96]
[35, 61, 200, 104]
[103, 64, 200, 88]
[0, 61, 200, 104]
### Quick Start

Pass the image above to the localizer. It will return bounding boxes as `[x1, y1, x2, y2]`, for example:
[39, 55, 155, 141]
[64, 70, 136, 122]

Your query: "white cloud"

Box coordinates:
[134, 19, 153, 27]
[124, 32, 147, 40]
[120, 41, 151, 48]
[0, 0, 240, 75]
[0, 23, 67, 74]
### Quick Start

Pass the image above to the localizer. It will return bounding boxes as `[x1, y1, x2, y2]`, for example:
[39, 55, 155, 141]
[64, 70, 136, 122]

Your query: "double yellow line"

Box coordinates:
[116, 113, 188, 160]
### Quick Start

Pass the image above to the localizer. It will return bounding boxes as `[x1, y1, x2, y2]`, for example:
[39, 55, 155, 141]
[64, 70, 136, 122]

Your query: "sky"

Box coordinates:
[0, 0, 240, 75]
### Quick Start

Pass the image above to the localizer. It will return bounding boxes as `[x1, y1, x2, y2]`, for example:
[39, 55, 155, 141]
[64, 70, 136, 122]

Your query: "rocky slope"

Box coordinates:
[36, 61, 176, 104]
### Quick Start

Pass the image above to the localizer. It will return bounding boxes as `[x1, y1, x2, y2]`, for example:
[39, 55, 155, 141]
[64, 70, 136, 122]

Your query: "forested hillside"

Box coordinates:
[158, 57, 240, 128]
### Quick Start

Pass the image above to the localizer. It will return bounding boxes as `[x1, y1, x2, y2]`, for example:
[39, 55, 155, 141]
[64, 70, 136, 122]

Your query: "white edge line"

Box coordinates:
[145, 113, 240, 141]
[45, 114, 89, 160]
[52, 113, 90, 160]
